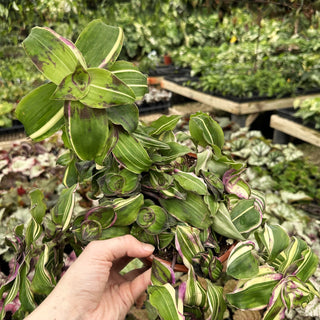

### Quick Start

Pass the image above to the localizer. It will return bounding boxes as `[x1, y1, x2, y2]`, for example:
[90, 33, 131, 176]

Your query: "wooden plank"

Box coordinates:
[270, 115, 320, 147]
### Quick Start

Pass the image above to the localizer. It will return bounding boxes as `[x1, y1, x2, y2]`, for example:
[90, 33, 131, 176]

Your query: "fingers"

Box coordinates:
[128, 268, 152, 302]
[85, 235, 155, 263]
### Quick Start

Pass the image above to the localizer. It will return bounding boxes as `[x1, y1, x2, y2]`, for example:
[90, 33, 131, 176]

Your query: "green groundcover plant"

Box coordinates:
[0, 20, 319, 320]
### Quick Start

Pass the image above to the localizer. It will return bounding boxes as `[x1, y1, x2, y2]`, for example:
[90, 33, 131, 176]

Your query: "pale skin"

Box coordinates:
[25, 235, 155, 320]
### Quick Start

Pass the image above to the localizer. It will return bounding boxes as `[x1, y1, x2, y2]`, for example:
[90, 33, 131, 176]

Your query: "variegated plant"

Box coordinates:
[1, 21, 318, 320]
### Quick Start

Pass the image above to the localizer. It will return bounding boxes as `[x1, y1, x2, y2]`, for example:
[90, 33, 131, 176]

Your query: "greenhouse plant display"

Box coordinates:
[1, 20, 319, 320]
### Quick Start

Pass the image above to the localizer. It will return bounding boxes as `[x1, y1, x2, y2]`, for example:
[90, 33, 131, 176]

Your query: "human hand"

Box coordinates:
[25, 235, 155, 320]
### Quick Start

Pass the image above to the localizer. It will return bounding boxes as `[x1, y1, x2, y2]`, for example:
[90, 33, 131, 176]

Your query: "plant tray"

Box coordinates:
[149, 65, 191, 77]
[0, 120, 25, 141]
[137, 101, 171, 115]
[277, 108, 318, 130]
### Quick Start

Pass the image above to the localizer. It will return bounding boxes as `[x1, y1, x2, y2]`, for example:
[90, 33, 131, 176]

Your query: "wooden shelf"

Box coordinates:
[270, 114, 320, 147]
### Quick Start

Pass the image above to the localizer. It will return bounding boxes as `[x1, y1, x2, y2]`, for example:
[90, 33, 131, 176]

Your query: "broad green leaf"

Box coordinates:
[23, 27, 86, 85]
[63, 157, 78, 187]
[295, 246, 319, 282]
[152, 142, 191, 163]
[51, 184, 77, 231]
[175, 225, 204, 268]
[29, 189, 46, 224]
[148, 283, 184, 320]
[184, 267, 207, 307]
[137, 205, 168, 235]
[112, 130, 152, 174]
[106, 104, 139, 133]
[75, 19, 123, 68]
[255, 224, 290, 262]
[113, 194, 144, 226]
[15, 82, 64, 141]
[51, 64, 90, 100]
[206, 281, 226, 320]
[25, 219, 42, 248]
[132, 132, 170, 150]
[226, 241, 259, 279]
[19, 260, 35, 312]
[195, 149, 212, 175]
[211, 203, 245, 240]
[66, 101, 110, 161]
[173, 170, 209, 195]
[151, 259, 175, 286]
[110, 60, 148, 99]
[149, 115, 182, 136]
[85, 206, 116, 229]
[230, 199, 262, 234]
[80, 68, 135, 108]
[262, 281, 286, 320]
[95, 125, 118, 166]
[100, 226, 130, 239]
[160, 192, 212, 229]
[31, 244, 55, 295]
[189, 112, 224, 148]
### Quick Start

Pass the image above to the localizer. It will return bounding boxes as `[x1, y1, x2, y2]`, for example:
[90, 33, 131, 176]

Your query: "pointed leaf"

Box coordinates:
[174, 170, 209, 195]
[184, 267, 207, 307]
[110, 60, 148, 99]
[19, 260, 35, 312]
[29, 189, 46, 224]
[294, 246, 319, 282]
[66, 101, 110, 161]
[75, 19, 123, 68]
[23, 26, 86, 84]
[152, 142, 191, 163]
[15, 82, 64, 141]
[132, 132, 170, 150]
[80, 68, 135, 108]
[223, 169, 251, 199]
[150, 115, 181, 136]
[151, 259, 175, 286]
[206, 281, 226, 320]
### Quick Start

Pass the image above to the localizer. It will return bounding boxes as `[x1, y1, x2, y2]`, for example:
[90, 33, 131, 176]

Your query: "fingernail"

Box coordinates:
[142, 243, 155, 252]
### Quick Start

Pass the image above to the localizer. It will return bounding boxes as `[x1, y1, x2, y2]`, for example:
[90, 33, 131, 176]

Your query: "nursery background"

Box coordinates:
[1, 0, 320, 319]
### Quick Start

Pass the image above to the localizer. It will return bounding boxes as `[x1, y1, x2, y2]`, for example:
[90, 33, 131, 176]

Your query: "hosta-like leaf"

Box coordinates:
[80, 68, 135, 108]
[63, 157, 78, 187]
[106, 104, 139, 133]
[51, 184, 77, 231]
[294, 246, 319, 282]
[25, 219, 42, 248]
[195, 149, 212, 175]
[184, 268, 207, 307]
[19, 260, 35, 312]
[66, 101, 110, 161]
[152, 142, 191, 163]
[151, 259, 175, 286]
[148, 283, 184, 320]
[255, 224, 290, 262]
[206, 281, 226, 320]
[23, 27, 86, 85]
[112, 130, 152, 174]
[174, 170, 209, 195]
[137, 205, 168, 234]
[175, 225, 204, 268]
[75, 19, 123, 68]
[226, 241, 259, 279]
[110, 60, 148, 99]
[52, 64, 90, 100]
[230, 199, 262, 234]
[149, 115, 182, 136]
[29, 189, 46, 224]
[15, 82, 64, 141]
[160, 192, 212, 229]
[113, 194, 144, 226]
[189, 112, 224, 148]
[223, 169, 251, 199]
[132, 132, 170, 150]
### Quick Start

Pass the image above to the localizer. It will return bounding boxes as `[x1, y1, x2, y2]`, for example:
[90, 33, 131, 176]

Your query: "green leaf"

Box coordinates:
[189, 112, 224, 148]
[66, 101, 110, 161]
[106, 104, 139, 133]
[152, 142, 191, 163]
[110, 60, 148, 99]
[132, 132, 170, 150]
[100, 226, 130, 239]
[173, 170, 209, 195]
[230, 199, 262, 234]
[15, 82, 64, 141]
[226, 241, 259, 279]
[80, 68, 135, 108]
[19, 260, 35, 312]
[206, 281, 226, 320]
[51, 184, 77, 231]
[23, 26, 86, 85]
[184, 268, 207, 307]
[112, 130, 152, 174]
[148, 284, 184, 320]
[85, 206, 116, 229]
[63, 157, 78, 187]
[29, 189, 46, 224]
[51, 64, 90, 100]
[151, 259, 175, 286]
[149, 115, 181, 136]
[294, 246, 319, 282]
[137, 205, 168, 235]
[160, 192, 212, 229]
[75, 19, 123, 68]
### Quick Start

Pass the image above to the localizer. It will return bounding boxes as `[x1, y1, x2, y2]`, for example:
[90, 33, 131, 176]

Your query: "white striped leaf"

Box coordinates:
[184, 267, 207, 307]
[15, 82, 64, 141]
[173, 170, 209, 195]
[223, 169, 251, 199]
[294, 246, 319, 282]
[230, 199, 262, 234]
[31, 244, 55, 295]
[152, 142, 191, 163]
[206, 281, 226, 320]
[150, 115, 182, 136]
[75, 19, 123, 68]
[19, 260, 35, 312]
[112, 131, 152, 174]
[110, 60, 148, 99]
[132, 132, 170, 150]
[23, 27, 86, 85]
[151, 258, 175, 286]
[29, 189, 46, 224]
[80, 68, 135, 108]
[66, 101, 110, 161]
[148, 283, 184, 320]
[63, 157, 78, 187]
[255, 224, 290, 262]
[189, 112, 224, 148]
[25, 219, 42, 248]
[160, 192, 212, 229]
[51, 184, 77, 231]
[226, 241, 259, 279]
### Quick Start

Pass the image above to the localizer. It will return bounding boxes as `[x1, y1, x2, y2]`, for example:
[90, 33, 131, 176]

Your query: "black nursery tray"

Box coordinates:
[149, 65, 191, 78]
[137, 101, 171, 115]
[277, 108, 317, 130]
[0, 120, 25, 141]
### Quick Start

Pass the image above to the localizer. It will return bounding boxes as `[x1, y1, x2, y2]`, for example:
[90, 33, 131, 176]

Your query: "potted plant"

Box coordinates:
[0, 20, 319, 320]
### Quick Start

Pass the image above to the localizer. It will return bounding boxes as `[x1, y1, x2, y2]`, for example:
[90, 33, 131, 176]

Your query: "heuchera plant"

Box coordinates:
[0, 20, 319, 320]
